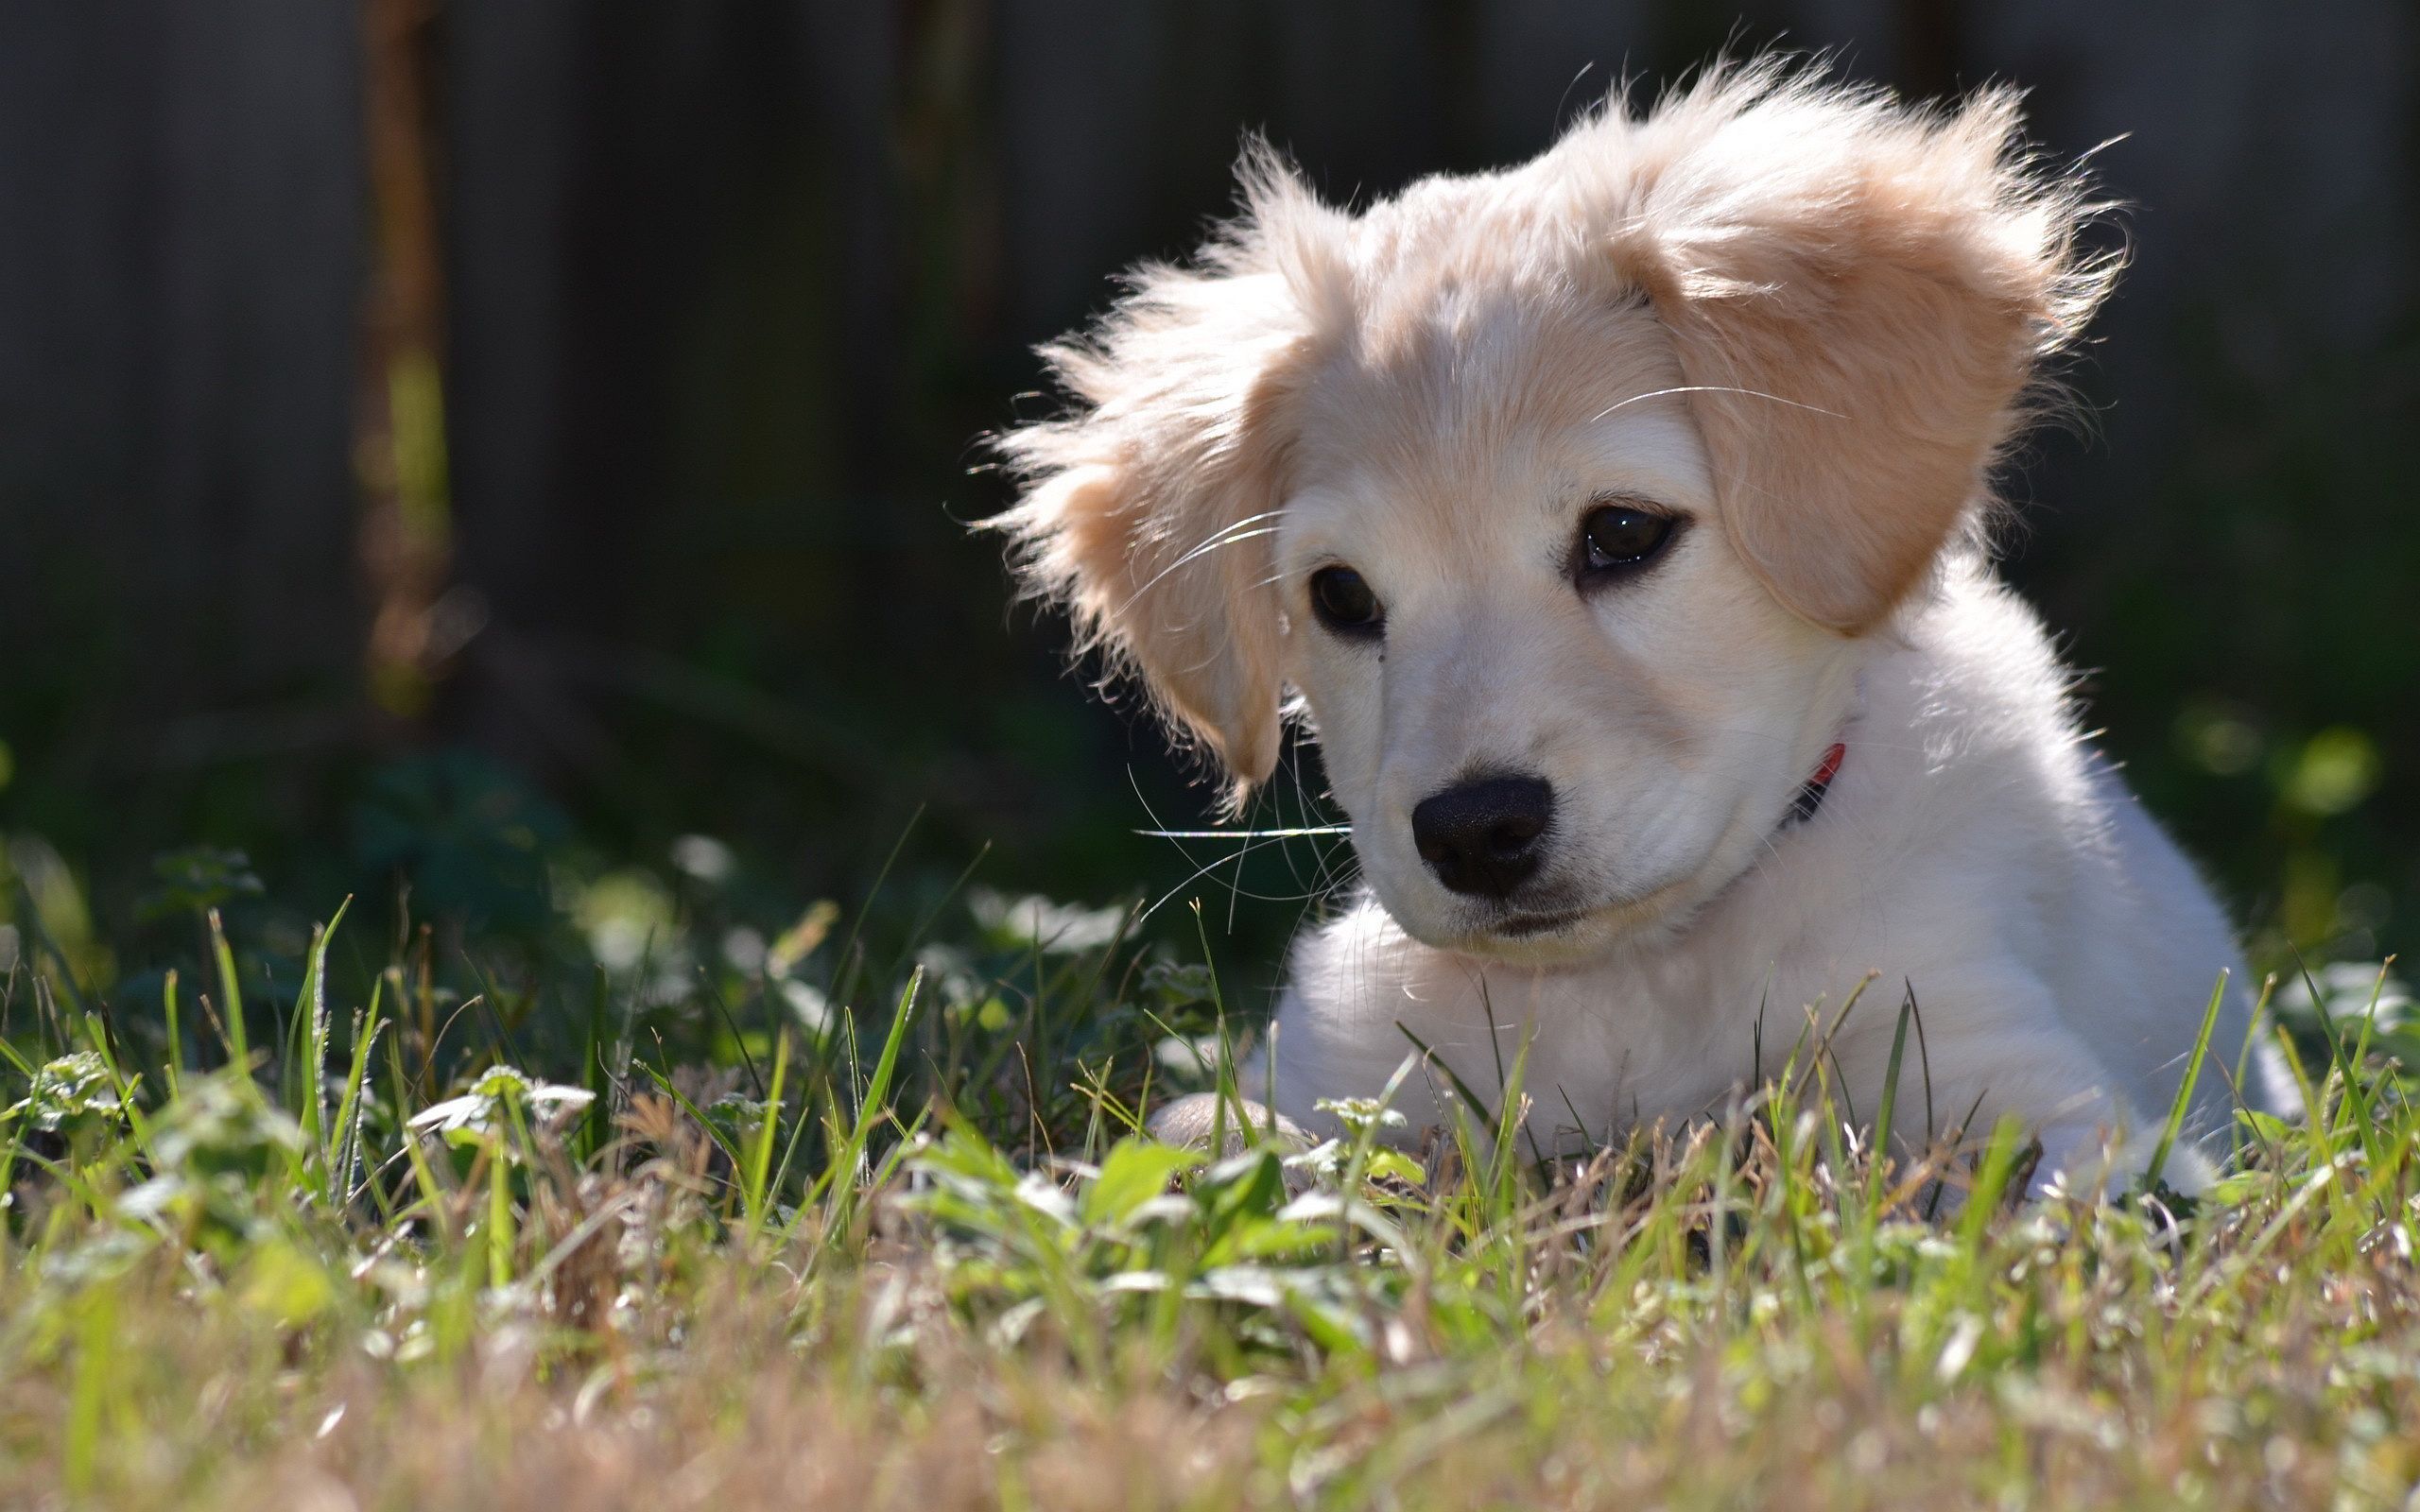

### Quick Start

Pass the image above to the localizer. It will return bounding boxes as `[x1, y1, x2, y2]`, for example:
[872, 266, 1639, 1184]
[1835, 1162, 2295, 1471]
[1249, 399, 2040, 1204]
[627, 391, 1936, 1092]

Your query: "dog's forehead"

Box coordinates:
[1286, 289, 1705, 532]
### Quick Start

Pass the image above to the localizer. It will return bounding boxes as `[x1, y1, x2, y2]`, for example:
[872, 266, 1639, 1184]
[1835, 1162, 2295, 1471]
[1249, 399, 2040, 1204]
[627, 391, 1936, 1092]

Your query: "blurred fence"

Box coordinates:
[0, 1, 2411, 954]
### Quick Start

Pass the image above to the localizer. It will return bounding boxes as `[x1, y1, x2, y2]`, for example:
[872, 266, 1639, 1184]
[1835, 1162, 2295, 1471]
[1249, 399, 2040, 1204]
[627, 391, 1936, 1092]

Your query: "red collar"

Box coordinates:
[1786, 741, 1847, 826]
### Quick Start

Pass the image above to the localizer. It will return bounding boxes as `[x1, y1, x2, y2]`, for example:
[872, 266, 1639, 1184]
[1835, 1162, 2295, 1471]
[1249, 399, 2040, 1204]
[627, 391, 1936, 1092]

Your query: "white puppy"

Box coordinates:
[994, 67, 2291, 1189]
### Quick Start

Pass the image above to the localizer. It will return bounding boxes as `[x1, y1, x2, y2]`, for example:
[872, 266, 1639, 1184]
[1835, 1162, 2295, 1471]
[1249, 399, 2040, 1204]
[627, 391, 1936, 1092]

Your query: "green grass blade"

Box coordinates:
[1189, 902, 1266, 1144]
[1396, 1022, 1502, 1134]
[333, 1003, 384, 1208]
[291, 899, 352, 1177]
[2288, 944, 2383, 1171]
[821, 967, 922, 1226]
[161, 969, 183, 1103]
[2229, 973, 2276, 1168]
[1958, 1115, 2029, 1256]
[579, 965, 614, 1164]
[2348, 960, 2394, 1081]
[485, 1136, 513, 1289]
[1864, 986, 1915, 1213]
[2142, 969, 2227, 1193]
[208, 908, 249, 1071]
[638, 1061, 749, 1175]
[743, 1030, 792, 1244]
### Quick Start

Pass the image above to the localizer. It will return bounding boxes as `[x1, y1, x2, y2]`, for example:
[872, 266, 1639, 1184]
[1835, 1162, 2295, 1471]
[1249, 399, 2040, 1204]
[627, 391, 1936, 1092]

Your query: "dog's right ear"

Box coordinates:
[991, 155, 1349, 792]
[1593, 73, 2114, 633]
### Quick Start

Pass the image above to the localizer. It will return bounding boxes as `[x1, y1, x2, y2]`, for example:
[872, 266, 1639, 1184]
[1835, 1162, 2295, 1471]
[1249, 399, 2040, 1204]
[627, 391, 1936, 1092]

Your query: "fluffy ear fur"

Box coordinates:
[1593, 71, 2115, 631]
[993, 155, 1349, 789]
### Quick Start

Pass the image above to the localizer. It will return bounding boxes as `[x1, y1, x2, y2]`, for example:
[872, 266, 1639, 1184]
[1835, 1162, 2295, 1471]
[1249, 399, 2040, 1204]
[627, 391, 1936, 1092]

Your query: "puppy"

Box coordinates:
[993, 66, 2291, 1190]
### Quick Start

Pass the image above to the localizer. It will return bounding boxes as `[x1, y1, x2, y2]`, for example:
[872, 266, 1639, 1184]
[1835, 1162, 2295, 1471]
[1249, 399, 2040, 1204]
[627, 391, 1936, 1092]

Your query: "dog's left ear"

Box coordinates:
[1612, 83, 2113, 632]
[992, 153, 1349, 791]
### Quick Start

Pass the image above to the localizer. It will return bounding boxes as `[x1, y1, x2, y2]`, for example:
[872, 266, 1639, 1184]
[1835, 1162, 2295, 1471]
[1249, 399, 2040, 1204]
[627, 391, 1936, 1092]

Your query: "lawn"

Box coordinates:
[1, 862, 2415, 1510]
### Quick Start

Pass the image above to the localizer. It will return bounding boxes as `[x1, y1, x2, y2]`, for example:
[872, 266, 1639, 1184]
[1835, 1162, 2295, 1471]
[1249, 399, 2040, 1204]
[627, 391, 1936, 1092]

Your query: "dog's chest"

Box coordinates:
[1273, 901, 1776, 1147]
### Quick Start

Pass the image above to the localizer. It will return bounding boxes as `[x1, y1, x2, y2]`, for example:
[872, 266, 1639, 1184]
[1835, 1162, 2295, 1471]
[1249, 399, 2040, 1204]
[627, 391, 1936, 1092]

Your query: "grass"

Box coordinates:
[1, 873, 2417, 1510]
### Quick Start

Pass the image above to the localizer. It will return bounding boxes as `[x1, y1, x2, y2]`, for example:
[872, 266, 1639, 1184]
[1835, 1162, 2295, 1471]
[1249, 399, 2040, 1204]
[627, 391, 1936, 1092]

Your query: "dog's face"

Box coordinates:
[996, 70, 2105, 963]
[1275, 295, 1855, 961]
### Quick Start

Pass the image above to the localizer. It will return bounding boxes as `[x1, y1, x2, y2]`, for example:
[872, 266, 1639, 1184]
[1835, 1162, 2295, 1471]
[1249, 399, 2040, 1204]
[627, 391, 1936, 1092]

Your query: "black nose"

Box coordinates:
[1410, 775, 1553, 900]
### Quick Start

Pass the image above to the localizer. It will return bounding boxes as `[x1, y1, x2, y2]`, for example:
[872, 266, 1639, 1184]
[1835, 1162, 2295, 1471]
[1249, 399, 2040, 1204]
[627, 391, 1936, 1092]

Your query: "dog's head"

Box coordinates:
[994, 67, 2111, 962]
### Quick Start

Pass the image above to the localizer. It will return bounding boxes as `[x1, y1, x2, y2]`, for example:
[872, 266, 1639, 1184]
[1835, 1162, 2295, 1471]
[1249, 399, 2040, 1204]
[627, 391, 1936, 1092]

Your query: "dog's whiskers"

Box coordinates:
[1111, 512, 1288, 618]
[1137, 825, 1351, 839]
[1131, 757, 1363, 932]
[1587, 385, 1847, 424]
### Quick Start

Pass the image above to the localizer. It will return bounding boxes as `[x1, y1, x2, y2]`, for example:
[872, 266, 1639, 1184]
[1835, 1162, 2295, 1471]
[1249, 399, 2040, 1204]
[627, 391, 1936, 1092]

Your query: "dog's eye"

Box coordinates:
[1578, 503, 1677, 577]
[1309, 565, 1383, 638]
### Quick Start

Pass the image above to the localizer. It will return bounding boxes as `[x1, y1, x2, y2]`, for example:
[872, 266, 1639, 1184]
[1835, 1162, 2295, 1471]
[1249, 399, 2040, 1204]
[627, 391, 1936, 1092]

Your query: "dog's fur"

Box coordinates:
[993, 65, 2291, 1189]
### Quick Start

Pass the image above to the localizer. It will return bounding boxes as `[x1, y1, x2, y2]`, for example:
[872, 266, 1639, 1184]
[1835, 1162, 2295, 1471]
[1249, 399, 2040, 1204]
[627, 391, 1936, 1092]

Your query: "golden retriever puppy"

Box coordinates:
[992, 64, 2291, 1191]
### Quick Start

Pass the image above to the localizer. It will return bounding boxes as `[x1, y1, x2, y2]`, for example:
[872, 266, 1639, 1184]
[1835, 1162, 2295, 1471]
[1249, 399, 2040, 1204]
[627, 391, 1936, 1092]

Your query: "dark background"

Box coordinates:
[0, 1, 2412, 1017]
